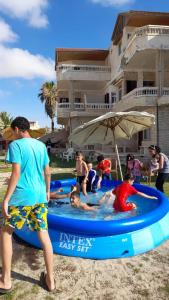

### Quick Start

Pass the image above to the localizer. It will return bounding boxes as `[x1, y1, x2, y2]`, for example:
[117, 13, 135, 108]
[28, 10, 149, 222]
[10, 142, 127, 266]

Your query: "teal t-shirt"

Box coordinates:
[6, 138, 49, 207]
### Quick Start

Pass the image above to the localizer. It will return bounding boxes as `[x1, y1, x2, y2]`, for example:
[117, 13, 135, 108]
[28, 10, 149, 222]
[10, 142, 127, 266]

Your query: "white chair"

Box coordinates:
[62, 148, 74, 162]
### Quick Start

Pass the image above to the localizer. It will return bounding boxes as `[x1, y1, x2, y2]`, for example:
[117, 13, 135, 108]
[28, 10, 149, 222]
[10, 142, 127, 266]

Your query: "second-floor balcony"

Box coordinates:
[57, 102, 113, 117]
[123, 25, 169, 64]
[57, 64, 111, 81]
[113, 87, 158, 111]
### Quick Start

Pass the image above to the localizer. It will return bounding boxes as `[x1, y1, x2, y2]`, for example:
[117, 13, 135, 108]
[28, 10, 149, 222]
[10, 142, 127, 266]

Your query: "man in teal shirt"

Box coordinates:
[0, 117, 55, 293]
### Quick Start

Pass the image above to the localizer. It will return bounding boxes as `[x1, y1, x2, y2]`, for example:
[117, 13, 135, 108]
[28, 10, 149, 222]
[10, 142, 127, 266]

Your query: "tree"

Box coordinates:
[38, 81, 57, 132]
[0, 111, 13, 130]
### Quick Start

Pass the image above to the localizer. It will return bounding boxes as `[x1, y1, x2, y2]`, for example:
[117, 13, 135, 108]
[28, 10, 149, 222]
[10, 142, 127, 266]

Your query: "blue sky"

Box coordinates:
[0, 0, 169, 127]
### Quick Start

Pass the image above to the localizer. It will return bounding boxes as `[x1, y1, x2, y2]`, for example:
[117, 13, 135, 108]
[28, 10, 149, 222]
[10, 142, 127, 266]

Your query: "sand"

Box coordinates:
[0, 230, 168, 300]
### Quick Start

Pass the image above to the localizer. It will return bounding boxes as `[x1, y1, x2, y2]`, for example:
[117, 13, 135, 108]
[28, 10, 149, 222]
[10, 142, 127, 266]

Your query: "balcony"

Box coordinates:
[113, 87, 158, 112]
[57, 102, 113, 117]
[158, 88, 169, 105]
[123, 25, 169, 64]
[57, 64, 111, 81]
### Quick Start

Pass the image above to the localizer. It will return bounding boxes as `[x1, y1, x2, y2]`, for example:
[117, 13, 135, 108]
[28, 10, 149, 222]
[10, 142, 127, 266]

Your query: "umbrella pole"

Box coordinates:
[115, 143, 123, 181]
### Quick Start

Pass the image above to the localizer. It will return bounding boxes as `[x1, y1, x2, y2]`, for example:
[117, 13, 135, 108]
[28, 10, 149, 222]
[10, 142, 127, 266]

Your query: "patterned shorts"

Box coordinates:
[4, 203, 48, 231]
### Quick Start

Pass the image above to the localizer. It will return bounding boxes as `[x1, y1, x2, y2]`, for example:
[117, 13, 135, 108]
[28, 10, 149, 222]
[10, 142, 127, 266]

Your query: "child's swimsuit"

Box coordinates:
[113, 182, 138, 212]
[87, 169, 97, 193]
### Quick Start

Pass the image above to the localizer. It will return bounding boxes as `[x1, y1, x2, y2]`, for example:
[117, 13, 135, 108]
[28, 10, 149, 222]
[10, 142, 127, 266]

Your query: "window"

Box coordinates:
[111, 92, 116, 103]
[118, 42, 122, 55]
[143, 128, 151, 140]
[104, 93, 109, 104]
[87, 145, 94, 150]
[74, 98, 81, 103]
[127, 33, 131, 40]
[59, 98, 69, 103]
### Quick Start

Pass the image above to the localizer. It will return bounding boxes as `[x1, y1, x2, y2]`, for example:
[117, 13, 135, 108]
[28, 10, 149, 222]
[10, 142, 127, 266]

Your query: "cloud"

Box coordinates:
[0, 88, 11, 97]
[0, 45, 55, 80]
[0, 0, 49, 28]
[90, 0, 134, 6]
[0, 16, 55, 80]
[0, 19, 18, 43]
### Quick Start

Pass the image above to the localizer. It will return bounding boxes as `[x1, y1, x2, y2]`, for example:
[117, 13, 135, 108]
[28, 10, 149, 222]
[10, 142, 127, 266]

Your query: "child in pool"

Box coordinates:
[70, 191, 98, 211]
[99, 174, 157, 212]
[86, 161, 97, 193]
[75, 151, 88, 196]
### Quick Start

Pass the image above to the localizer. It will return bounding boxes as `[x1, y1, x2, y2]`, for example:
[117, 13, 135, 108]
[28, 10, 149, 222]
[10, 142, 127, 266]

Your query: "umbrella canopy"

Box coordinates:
[69, 111, 155, 146]
[3, 127, 46, 141]
[69, 111, 155, 180]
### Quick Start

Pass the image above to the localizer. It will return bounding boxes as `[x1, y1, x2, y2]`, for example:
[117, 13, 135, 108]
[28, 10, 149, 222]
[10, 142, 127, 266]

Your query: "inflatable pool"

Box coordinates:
[15, 179, 169, 259]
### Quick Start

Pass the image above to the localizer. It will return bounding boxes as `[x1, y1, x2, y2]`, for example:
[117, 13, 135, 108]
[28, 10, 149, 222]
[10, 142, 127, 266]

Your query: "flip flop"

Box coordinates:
[40, 272, 55, 292]
[0, 287, 12, 294]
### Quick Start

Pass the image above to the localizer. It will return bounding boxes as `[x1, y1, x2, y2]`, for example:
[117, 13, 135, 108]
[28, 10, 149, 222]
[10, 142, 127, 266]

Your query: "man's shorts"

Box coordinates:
[4, 203, 48, 231]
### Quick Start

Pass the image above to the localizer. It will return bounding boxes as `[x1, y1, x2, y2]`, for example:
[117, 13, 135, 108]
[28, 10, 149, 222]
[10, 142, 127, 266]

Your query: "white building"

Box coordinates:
[56, 11, 169, 156]
[29, 121, 40, 130]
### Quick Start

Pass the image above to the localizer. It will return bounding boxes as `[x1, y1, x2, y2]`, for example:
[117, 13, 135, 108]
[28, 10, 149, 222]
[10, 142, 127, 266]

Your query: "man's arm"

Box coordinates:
[82, 203, 97, 211]
[137, 192, 157, 199]
[44, 164, 51, 201]
[83, 162, 89, 182]
[2, 163, 20, 218]
[158, 154, 164, 170]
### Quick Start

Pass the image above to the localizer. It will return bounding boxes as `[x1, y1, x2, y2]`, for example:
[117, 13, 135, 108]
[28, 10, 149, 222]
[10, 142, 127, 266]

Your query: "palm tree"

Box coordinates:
[38, 81, 57, 132]
[0, 111, 13, 130]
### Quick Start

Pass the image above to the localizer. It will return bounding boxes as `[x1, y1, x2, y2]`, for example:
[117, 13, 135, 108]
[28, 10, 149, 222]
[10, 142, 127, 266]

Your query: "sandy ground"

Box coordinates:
[0, 237, 169, 300]
[0, 171, 169, 300]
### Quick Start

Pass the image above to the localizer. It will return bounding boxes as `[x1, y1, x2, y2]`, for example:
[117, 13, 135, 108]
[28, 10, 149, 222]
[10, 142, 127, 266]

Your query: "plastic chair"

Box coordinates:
[62, 148, 74, 162]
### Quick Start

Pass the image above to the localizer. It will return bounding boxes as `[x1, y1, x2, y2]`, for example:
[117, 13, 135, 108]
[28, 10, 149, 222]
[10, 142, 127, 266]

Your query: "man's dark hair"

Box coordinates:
[11, 117, 30, 131]
[124, 174, 135, 181]
[148, 145, 161, 153]
[70, 191, 80, 201]
[97, 155, 104, 162]
[126, 154, 134, 162]
[75, 151, 83, 157]
[86, 160, 92, 165]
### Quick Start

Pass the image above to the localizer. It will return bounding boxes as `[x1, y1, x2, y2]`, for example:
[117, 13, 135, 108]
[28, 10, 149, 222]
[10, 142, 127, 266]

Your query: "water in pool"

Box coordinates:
[49, 186, 159, 221]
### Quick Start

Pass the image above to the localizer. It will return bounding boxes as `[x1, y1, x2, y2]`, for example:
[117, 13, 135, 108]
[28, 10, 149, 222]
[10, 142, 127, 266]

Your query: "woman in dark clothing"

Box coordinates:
[148, 145, 169, 193]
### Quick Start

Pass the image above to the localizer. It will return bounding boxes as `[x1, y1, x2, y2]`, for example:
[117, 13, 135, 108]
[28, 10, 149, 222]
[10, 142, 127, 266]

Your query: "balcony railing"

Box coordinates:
[135, 25, 169, 37]
[163, 88, 169, 96]
[123, 25, 169, 63]
[57, 102, 113, 112]
[122, 87, 158, 100]
[57, 64, 111, 72]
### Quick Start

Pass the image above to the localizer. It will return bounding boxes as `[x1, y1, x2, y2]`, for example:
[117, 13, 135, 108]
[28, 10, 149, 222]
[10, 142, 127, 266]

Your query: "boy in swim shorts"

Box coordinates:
[0, 117, 55, 293]
[99, 174, 157, 212]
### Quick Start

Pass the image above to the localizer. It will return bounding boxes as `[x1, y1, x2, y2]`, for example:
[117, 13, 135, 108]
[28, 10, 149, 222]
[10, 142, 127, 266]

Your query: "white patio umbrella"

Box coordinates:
[69, 111, 155, 180]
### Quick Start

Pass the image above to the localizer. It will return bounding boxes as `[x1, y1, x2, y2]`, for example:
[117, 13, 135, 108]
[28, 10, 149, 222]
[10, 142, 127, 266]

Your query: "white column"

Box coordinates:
[155, 50, 164, 96]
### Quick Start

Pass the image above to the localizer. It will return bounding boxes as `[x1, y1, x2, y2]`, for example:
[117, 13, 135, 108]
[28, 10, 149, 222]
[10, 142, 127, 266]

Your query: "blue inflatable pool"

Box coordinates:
[15, 179, 169, 259]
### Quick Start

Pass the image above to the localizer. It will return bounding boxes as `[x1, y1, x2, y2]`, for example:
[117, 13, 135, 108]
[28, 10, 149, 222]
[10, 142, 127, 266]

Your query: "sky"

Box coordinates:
[0, 0, 169, 127]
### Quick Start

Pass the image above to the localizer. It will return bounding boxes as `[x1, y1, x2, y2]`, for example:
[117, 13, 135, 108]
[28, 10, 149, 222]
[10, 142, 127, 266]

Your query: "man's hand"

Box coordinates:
[2, 200, 10, 219]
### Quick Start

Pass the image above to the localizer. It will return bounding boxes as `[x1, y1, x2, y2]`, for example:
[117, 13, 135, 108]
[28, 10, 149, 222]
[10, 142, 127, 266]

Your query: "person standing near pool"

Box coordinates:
[148, 145, 169, 193]
[75, 151, 88, 196]
[96, 155, 111, 188]
[0, 117, 55, 293]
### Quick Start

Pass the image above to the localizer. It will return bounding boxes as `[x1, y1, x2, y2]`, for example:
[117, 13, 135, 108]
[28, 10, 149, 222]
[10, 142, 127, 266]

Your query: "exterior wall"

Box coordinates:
[29, 121, 39, 130]
[158, 105, 169, 155]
